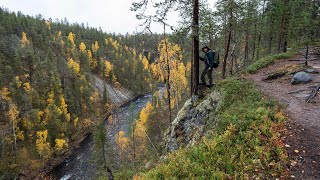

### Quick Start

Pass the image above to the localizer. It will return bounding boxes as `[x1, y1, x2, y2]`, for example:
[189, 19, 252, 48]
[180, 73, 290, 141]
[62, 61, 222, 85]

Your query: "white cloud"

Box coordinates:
[0, 0, 181, 34]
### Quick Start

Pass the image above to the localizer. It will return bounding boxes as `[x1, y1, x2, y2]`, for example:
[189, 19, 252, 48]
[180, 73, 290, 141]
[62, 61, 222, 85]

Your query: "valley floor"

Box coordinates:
[248, 47, 320, 179]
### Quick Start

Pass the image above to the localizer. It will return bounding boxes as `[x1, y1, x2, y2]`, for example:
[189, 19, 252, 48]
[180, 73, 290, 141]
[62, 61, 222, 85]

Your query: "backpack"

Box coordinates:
[212, 51, 220, 68]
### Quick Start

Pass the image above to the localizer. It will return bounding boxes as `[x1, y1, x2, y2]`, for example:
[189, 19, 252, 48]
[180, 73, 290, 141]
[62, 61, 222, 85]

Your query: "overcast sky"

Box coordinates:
[1, 0, 183, 34]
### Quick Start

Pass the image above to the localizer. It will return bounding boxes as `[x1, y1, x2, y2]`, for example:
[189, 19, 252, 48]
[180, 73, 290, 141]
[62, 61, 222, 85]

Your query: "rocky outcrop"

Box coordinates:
[164, 91, 221, 152]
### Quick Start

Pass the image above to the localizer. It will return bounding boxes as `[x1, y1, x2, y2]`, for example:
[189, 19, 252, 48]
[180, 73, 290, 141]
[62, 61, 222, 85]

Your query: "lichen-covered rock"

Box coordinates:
[164, 91, 221, 152]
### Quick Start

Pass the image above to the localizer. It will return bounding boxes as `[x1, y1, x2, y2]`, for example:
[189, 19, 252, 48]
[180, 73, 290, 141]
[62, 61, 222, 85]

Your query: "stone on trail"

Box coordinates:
[304, 68, 319, 74]
[291, 72, 313, 84]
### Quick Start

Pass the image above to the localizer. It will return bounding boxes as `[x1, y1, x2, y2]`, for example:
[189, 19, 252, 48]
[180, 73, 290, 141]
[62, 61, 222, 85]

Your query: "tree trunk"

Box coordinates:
[191, 0, 199, 95]
[163, 24, 172, 124]
[222, 0, 233, 79]
[256, 0, 266, 60]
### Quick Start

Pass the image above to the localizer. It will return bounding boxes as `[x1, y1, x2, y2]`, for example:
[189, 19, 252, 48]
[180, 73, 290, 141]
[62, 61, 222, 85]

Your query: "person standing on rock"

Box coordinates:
[199, 46, 219, 88]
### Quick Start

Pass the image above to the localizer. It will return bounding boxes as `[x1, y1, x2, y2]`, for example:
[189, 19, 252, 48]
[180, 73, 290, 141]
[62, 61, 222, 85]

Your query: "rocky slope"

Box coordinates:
[165, 91, 221, 152]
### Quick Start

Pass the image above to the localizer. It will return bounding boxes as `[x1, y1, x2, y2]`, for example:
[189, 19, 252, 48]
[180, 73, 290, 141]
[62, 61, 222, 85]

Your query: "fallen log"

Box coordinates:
[289, 58, 318, 61]
[305, 84, 320, 103]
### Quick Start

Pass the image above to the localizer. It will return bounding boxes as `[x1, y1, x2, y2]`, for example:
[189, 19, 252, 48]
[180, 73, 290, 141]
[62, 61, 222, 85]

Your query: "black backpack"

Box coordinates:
[212, 51, 220, 68]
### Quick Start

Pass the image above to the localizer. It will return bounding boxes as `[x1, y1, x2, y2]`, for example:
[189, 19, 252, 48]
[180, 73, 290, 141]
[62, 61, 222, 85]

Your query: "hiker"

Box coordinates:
[199, 46, 218, 88]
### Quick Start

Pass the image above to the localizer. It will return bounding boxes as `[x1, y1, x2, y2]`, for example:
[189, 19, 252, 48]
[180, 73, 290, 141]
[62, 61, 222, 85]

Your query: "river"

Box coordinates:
[46, 93, 154, 180]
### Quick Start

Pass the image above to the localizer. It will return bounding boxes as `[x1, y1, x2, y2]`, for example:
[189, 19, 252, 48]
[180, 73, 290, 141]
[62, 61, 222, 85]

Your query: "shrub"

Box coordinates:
[136, 79, 288, 179]
[246, 51, 299, 74]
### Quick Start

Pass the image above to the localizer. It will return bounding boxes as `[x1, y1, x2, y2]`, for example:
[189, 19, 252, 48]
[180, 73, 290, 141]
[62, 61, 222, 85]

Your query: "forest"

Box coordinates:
[0, 0, 320, 179]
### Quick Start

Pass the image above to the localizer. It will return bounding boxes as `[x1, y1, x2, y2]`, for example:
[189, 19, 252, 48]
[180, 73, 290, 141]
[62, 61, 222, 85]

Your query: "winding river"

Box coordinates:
[46, 93, 154, 179]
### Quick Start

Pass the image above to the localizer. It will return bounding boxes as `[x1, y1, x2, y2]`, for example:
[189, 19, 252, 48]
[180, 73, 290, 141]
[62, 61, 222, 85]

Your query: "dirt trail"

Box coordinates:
[248, 47, 320, 179]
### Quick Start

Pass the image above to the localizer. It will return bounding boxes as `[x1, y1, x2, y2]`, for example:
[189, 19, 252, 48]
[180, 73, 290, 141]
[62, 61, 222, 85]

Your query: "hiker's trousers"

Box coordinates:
[201, 66, 213, 86]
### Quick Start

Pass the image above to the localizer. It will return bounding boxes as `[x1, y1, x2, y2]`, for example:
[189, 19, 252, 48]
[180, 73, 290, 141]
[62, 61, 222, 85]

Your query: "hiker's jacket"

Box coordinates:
[200, 50, 215, 68]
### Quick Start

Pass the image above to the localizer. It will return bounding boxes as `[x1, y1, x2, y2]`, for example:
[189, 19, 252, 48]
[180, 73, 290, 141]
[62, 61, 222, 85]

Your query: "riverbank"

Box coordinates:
[43, 93, 152, 179]
[28, 92, 145, 179]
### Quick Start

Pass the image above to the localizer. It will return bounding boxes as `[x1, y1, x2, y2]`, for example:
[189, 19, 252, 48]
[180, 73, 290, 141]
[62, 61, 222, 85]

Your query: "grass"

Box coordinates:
[134, 79, 289, 179]
[246, 51, 299, 74]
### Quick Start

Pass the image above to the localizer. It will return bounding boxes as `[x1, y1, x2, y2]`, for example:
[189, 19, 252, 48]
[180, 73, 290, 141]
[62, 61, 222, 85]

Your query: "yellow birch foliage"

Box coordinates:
[74, 117, 79, 128]
[21, 32, 29, 47]
[134, 102, 153, 159]
[142, 56, 149, 70]
[68, 32, 75, 46]
[0, 87, 11, 101]
[67, 58, 80, 75]
[116, 130, 129, 160]
[79, 42, 86, 52]
[152, 39, 187, 109]
[104, 61, 113, 78]
[92, 41, 99, 53]
[36, 130, 51, 158]
[54, 138, 68, 152]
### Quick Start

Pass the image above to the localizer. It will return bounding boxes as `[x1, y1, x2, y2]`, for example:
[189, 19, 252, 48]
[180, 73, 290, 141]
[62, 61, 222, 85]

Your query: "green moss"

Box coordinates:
[246, 51, 299, 74]
[136, 79, 288, 179]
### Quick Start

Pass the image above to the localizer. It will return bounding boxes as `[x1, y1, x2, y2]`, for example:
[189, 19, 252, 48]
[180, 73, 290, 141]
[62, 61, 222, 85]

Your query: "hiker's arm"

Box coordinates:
[199, 56, 205, 61]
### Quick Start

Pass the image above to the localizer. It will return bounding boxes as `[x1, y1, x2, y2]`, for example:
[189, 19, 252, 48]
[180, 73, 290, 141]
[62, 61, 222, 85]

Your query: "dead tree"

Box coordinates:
[306, 84, 320, 103]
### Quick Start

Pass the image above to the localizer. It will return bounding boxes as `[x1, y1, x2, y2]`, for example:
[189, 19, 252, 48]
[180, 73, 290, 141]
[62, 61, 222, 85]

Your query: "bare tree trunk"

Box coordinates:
[222, 0, 233, 79]
[256, 0, 266, 60]
[244, 31, 249, 67]
[229, 43, 236, 75]
[107, 167, 114, 180]
[163, 24, 172, 124]
[278, 0, 289, 53]
[222, 30, 231, 79]
[192, 0, 199, 95]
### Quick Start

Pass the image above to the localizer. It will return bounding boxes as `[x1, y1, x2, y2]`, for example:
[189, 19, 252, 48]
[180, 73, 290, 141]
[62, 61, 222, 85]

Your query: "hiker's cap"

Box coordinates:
[201, 46, 210, 51]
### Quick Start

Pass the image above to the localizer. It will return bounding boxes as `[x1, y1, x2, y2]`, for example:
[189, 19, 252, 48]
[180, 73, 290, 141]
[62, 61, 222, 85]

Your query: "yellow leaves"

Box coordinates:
[142, 56, 149, 70]
[7, 104, 19, 123]
[104, 61, 113, 78]
[68, 32, 75, 46]
[21, 32, 29, 47]
[133, 175, 142, 180]
[153, 39, 187, 109]
[59, 95, 68, 115]
[23, 82, 31, 92]
[15, 76, 22, 88]
[92, 41, 99, 53]
[54, 138, 68, 152]
[116, 130, 129, 155]
[132, 102, 154, 160]
[79, 42, 86, 53]
[36, 130, 51, 158]
[57, 31, 62, 37]
[66, 113, 71, 123]
[45, 20, 51, 30]
[74, 117, 79, 128]
[274, 111, 286, 122]
[47, 92, 55, 104]
[67, 58, 80, 75]
[17, 130, 25, 141]
[0, 87, 11, 101]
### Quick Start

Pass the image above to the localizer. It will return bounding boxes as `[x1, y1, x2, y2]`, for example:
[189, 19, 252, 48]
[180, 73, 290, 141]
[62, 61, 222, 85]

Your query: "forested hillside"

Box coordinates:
[0, 7, 178, 177]
[1, 0, 320, 179]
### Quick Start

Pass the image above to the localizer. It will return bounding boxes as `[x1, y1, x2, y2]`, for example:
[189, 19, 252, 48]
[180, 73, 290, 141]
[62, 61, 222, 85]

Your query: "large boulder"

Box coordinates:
[164, 91, 221, 152]
[291, 72, 313, 84]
